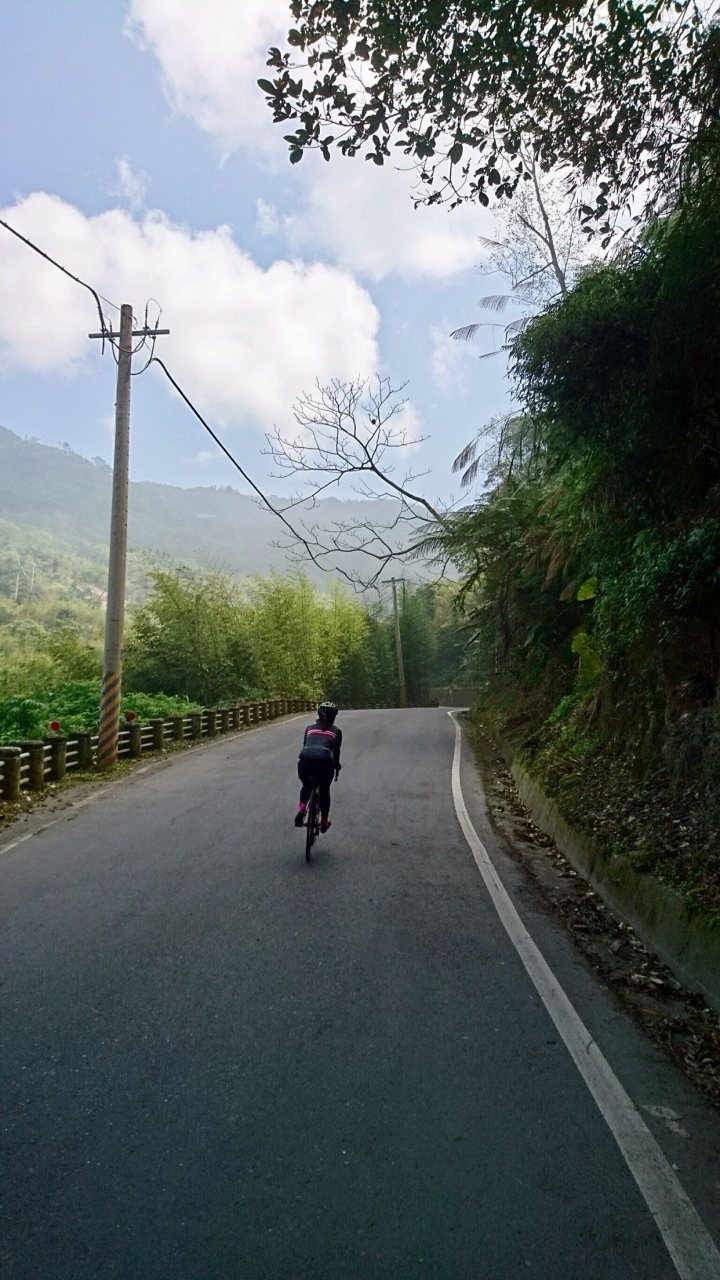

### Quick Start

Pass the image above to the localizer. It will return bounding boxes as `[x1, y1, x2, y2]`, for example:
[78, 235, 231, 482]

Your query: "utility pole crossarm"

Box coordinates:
[89, 328, 170, 339]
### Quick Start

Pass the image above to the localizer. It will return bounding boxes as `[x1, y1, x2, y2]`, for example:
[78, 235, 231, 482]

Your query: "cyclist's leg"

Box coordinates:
[297, 758, 315, 805]
[318, 761, 333, 819]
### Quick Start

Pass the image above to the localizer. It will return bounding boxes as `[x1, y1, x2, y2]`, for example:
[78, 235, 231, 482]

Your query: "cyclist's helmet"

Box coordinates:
[317, 700, 338, 724]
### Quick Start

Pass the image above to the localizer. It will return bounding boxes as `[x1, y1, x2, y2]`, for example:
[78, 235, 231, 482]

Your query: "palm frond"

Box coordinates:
[452, 438, 479, 473]
[538, 485, 563, 515]
[558, 578, 578, 602]
[505, 316, 532, 335]
[460, 456, 483, 488]
[450, 324, 481, 342]
[478, 294, 513, 313]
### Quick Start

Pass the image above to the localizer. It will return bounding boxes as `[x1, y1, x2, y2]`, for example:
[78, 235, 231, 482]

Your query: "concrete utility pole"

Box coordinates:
[90, 307, 169, 768]
[385, 577, 408, 708]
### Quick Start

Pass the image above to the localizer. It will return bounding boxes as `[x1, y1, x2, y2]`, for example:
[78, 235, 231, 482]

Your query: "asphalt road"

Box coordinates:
[2, 709, 720, 1279]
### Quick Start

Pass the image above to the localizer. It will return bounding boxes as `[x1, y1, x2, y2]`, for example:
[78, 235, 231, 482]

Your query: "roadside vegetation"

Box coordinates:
[423, 159, 720, 921]
[0, 516, 463, 742]
[124, 567, 463, 711]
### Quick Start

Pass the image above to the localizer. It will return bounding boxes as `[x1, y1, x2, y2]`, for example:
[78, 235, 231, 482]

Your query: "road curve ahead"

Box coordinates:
[2, 708, 719, 1279]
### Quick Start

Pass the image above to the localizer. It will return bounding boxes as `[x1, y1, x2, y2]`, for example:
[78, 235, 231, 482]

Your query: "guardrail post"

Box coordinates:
[0, 747, 22, 802]
[75, 732, 94, 772]
[220, 708, 230, 734]
[129, 721, 143, 757]
[206, 710, 217, 737]
[44, 735, 67, 782]
[20, 740, 45, 790]
[190, 712, 202, 740]
[149, 718, 165, 752]
[169, 715, 184, 742]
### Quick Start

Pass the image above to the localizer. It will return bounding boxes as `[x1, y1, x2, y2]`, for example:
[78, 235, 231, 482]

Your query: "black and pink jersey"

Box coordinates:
[298, 719, 342, 769]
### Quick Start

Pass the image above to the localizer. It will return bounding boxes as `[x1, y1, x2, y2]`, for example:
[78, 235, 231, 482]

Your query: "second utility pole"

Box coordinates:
[91, 306, 169, 768]
[387, 577, 408, 708]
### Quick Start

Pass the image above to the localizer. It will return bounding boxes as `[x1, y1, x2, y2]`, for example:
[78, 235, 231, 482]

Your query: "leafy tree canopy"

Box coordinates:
[260, 1, 717, 222]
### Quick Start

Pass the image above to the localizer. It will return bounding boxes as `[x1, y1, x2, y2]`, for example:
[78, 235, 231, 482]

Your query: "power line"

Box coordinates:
[0, 216, 118, 350]
[0, 215, 328, 573]
[149, 356, 326, 571]
[0, 219, 166, 371]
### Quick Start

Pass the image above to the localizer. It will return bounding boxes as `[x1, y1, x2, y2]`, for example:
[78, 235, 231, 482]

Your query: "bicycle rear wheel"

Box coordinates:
[305, 787, 318, 861]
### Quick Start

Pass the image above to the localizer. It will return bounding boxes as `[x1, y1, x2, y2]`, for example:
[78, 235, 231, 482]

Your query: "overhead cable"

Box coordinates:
[0, 217, 322, 569]
[149, 356, 325, 571]
[0, 216, 118, 351]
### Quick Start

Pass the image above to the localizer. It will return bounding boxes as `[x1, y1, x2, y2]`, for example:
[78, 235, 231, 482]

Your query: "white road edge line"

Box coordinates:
[449, 711, 720, 1280]
[0, 831, 35, 858]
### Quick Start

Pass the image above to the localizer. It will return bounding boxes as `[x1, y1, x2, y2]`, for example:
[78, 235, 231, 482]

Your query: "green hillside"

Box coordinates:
[0, 426, 398, 578]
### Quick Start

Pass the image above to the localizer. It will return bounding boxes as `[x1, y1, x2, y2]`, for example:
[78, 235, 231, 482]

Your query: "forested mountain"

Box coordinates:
[0, 426, 399, 579]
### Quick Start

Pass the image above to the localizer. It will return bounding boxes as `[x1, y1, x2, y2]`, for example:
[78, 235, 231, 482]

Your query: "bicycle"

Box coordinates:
[304, 784, 321, 861]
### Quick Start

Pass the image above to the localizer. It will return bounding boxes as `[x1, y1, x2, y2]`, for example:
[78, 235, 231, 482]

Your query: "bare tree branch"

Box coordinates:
[263, 376, 450, 589]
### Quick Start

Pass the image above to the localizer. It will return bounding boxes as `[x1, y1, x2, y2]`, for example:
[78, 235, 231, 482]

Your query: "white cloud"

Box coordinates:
[126, 0, 288, 158]
[431, 326, 482, 391]
[127, 0, 491, 281]
[112, 158, 149, 211]
[256, 198, 280, 236]
[0, 192, 380, 431]
[285, 157, 485, 282]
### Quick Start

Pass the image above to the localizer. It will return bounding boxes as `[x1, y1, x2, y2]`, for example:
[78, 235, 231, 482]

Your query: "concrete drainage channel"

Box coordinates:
[0, 698, 317, 806]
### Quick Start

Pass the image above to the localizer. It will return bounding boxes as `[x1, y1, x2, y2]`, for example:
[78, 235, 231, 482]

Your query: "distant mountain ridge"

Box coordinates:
[0, 426, 399, 580]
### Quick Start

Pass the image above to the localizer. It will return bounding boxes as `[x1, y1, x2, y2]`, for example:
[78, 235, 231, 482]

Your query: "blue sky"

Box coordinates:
[0, 0, 516, 507]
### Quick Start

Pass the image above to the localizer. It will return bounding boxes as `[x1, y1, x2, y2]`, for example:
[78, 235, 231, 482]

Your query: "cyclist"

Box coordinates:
[294, 701, 342, 833]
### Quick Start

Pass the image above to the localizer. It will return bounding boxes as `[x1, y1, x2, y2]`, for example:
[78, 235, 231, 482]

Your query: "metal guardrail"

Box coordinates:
[0, 698, 317, 803]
